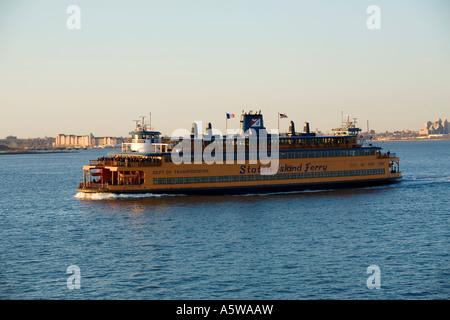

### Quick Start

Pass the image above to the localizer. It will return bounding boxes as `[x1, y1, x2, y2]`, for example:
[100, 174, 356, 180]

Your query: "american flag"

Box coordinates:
[279, 113, 288, 118]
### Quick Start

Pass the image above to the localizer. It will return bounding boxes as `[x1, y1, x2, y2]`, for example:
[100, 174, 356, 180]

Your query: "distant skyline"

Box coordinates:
[1, 0, 449, 138]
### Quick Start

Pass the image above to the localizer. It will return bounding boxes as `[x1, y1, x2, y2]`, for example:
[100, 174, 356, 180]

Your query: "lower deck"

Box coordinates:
[77, 152, 401, 195]
[78, 176, 400, 195]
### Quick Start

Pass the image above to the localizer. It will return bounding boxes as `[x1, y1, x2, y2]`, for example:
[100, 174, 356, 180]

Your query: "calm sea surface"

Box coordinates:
[0, 140, 449, 299]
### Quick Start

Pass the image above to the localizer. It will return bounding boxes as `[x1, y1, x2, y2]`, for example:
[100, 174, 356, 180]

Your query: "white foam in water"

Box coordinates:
[74, 192, 182, 200]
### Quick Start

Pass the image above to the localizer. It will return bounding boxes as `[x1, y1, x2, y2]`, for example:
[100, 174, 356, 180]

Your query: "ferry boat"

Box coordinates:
[77, 111, 401, 195]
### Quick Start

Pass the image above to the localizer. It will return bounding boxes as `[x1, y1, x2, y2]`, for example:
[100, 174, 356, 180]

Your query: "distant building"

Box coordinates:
[419, 118, 449, 135]
[0, 136, 54, 150]
[54, 133, 121, 147]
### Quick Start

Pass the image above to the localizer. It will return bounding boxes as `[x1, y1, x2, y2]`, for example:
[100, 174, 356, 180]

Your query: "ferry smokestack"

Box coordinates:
[303, 122, 310, 134]
[205, 122, 212, 136]
[289, 121, 295, 136]
[191, 122, 198, 138]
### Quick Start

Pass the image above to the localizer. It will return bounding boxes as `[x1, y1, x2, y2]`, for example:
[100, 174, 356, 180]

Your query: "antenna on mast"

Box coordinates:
[149, 112, 152, 131]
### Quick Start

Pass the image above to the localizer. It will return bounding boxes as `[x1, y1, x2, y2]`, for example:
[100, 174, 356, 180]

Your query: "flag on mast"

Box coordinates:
[226, 113, 235, 119]
[279, 113, 288, 119]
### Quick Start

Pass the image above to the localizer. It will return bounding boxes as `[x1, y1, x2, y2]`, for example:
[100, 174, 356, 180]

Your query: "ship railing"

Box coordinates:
[377, 152, 397, 159]
[89, 160, 162, 167]
[79, 182, 109, 188]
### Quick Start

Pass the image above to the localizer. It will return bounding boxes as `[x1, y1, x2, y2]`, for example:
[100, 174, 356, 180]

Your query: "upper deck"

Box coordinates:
[101, 111, 392, 164]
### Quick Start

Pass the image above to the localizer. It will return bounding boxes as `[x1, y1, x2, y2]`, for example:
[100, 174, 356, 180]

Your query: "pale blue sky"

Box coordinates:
[0, 0, 449, 138]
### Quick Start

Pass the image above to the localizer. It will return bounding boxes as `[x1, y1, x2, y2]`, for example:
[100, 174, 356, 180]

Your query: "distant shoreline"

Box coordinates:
[0, 150, 74, 155]
[372, 137, 450, 142]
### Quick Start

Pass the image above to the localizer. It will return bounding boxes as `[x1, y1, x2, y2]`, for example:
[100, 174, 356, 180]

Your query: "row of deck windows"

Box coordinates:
[153, 169, 385, 185]
[164, 149, 376, 163]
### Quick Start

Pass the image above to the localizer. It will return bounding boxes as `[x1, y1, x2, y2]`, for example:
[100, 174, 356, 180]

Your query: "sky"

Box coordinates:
[0, 0, 449, 138]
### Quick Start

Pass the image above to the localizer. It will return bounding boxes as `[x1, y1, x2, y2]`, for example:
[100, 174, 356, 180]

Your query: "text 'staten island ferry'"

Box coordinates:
[77, 111, 401, 195]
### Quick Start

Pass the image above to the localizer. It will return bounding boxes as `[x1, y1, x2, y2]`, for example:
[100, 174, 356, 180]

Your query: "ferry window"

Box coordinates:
[217, 176, 224, 182]
[158, 178, 166, 184]
[153, 178, 157, 185]
[239, 175, 246, 182]
[223, 176, 230, 182]
[201, 177, 208, 183]
[167, 178, 175, 184]
[184, 177, 191, 184]
[209, 176, 216, 183]
[176, 177, 183, 184]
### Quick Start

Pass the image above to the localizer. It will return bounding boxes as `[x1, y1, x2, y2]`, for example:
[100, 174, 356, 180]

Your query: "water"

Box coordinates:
[0, 141, 449, 299]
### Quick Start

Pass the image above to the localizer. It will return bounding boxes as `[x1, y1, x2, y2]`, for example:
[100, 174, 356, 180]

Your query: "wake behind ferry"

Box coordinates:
[77, 111, 401, 195]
